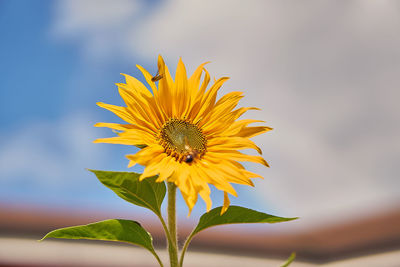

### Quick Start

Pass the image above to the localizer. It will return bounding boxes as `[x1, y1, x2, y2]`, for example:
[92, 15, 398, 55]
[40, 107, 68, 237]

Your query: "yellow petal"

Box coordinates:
[118, 86, 162, 129]
[228, 107, 260, 121]
[139, 153, 166, 180]
[196, 161, 238, 196]
[221, 119, 265, 136]
[94, 122, 132, 131]
[94, 122, 155, 136]
[120, 73, 153, 98]
[193, 77, 230, 123]
[202, 157, 254, 186]
[136, 64, 167, 122]
[208, 136, 263, 154]
[97, 102, 137, 125]
[126, 144, 164, 166]
[174, 58, 189, 116]
[188, 62, 210, 93]
[187, 67, 210, 120]
[93, 135, 149, 146]
[210, 150, 269, 167]
[127, 160, 136, 168]
[181, 188, 197, 217]
[221, 192, 230, 215]
[237, 126, 273, 138]
[156, 157, 176, 182]
[190, 165, 212, 211]
[199, 186, 212, 212]
[200, 92, 243, 129]
[170, 165, 198, 215]
[157, 55, 175, 117]
[136, 65, 159, 97]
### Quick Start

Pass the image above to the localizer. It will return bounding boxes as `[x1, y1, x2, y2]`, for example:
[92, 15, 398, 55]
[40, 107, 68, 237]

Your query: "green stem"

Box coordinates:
[157, 214, 175, 255]
[179, 230, 195, 267]
[167, 182, 179, 267]
[151, 250, 164, 267]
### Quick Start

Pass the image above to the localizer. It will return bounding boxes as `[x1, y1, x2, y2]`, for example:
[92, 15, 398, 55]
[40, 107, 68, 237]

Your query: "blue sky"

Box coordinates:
[0, 1, 70, 124]
[0, 0, 259, 222]
[0, 1, 142, 207]
[1, 0, 399, 231]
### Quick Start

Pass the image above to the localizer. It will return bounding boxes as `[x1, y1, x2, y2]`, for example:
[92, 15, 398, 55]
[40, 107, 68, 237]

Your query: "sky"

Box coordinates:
[0, 0, 399, 232]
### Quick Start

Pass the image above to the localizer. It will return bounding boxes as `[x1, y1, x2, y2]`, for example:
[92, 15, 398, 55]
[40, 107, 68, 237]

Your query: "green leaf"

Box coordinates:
[89, 170, 165, 216]
[179, 206, 298, 267]
[193, 206, 298, 235]
[281, 252, 296, 267]
[41, 219, 155, 254]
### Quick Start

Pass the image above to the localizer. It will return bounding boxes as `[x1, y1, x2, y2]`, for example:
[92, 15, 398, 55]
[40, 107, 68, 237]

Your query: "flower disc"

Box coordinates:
[159, 118, 206, 163]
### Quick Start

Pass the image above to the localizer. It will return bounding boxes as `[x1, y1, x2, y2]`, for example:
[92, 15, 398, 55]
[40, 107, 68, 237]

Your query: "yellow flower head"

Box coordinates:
[94, 56, 272, 215]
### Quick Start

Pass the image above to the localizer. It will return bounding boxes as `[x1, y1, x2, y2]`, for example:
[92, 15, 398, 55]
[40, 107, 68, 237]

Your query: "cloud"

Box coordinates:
[50, 0, 400, 229]
[50, 0, 146, 61]
[130, 0, 400, 227]
[0, 112, 106, 200]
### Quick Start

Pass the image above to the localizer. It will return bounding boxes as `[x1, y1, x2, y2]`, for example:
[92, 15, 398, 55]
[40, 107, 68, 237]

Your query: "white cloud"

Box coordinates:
[50, 0, 145, 61]
[50, 0, 400, 229]
[0, 112, 104, 188]
[0, 111, 147, 212]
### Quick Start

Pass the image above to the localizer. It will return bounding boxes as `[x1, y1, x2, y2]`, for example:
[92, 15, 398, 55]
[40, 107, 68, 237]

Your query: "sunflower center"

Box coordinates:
[159, 118, 206, 163]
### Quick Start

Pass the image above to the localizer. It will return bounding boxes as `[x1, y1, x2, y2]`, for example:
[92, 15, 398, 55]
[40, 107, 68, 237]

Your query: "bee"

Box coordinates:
[184, 149, 199, 163]
[184, 137, 199, 163]
[151, 70, 163, 82]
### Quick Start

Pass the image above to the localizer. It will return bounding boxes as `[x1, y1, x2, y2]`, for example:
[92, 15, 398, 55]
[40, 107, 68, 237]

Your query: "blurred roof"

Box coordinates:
[1, 204, 399, 265]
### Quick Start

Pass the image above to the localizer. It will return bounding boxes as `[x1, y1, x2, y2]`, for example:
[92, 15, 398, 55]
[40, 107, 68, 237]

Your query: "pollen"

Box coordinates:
[158, 118, 206, 162]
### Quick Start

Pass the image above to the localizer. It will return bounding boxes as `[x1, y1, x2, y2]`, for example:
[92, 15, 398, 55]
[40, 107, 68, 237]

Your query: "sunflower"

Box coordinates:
[94, 56, 271, 215]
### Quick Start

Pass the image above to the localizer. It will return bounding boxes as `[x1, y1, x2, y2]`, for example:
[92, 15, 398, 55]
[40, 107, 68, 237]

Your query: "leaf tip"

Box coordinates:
[280, 252, 296, 267]
[39, 233, 50, 242]
[86, 169, 99, 174]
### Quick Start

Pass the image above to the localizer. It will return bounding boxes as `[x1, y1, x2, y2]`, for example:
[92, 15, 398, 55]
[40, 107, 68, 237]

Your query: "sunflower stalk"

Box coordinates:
[167, 182, 179, 267]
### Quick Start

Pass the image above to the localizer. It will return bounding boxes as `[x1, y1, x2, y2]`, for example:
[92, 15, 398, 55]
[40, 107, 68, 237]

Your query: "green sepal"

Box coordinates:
[41, 219, 156, 255]
[193, 205, 298, 236]
[89, 170, 165, 216]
